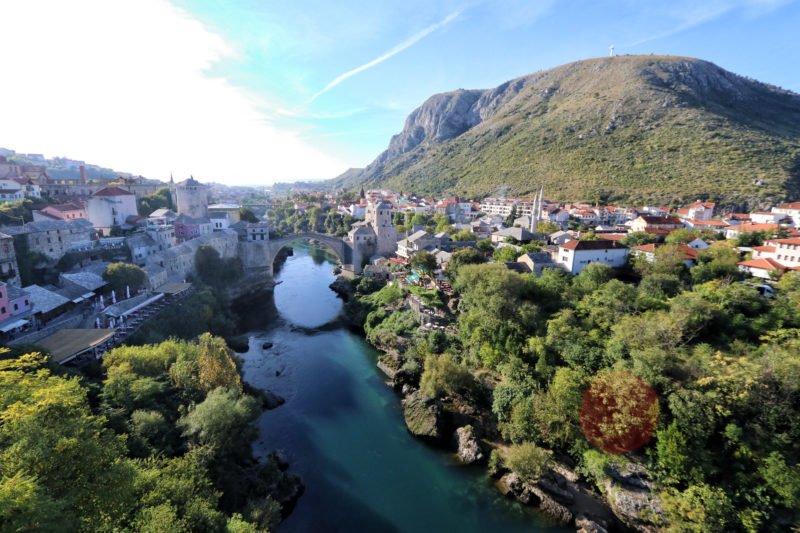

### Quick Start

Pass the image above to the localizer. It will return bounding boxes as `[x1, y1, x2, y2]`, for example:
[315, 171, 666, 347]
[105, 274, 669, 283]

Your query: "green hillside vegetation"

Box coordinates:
[336, 56, 800, 206]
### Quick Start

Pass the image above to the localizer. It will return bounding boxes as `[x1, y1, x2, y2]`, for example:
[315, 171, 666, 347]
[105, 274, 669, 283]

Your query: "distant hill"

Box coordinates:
[331, 55, 800, 207]
[1, 148, 138, 182]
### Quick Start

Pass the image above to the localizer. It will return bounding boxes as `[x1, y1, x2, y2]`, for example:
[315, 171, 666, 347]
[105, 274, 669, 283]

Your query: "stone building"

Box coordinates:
[174, 176, 209, 219]
[0, 232, 20, 286]
[86, 186, 138, 235]
[365, 201, 397, 256]
[1, 219, 95, 260]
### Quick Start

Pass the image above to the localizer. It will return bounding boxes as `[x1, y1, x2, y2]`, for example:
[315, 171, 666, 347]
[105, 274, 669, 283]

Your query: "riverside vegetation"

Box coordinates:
[0, 245, 301, 532]
[340, 243, 800, 532]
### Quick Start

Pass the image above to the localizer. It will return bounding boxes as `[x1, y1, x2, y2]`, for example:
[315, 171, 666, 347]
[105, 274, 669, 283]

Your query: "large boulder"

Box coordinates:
[263, 390, 285, 409]
[498, 472, 523, 497]
[602, 463, 665, 532]
[576, 515, 609, 533]
[402, 391, 444, 440]
[453, 426, 485, 464]
[392, 368, 416, 391]
[529, 485, 574, 525]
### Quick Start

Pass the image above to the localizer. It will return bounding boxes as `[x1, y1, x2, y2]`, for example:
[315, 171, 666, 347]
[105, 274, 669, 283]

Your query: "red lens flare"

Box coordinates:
[579, 370, 659, 454]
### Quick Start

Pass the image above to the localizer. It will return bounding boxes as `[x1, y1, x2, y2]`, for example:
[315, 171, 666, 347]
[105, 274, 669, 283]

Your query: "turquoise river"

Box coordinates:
[240, 243, 569, 533]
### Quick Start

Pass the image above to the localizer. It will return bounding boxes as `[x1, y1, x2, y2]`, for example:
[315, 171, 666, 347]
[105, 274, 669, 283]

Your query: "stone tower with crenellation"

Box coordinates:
[366, 201, 397, 256]
[175, 176, 208, 219]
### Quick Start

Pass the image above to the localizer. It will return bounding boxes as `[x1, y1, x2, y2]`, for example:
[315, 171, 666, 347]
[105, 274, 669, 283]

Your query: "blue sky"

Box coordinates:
[1, 0, 798, 185]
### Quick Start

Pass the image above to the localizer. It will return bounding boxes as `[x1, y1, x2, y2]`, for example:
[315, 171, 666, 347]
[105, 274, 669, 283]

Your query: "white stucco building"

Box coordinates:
[555, 239, 629, 275]
[86, 186, 138, 235]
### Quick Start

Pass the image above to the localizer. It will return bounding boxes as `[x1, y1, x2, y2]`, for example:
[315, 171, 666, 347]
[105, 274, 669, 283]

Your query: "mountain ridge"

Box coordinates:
[332, 55, 800, 207]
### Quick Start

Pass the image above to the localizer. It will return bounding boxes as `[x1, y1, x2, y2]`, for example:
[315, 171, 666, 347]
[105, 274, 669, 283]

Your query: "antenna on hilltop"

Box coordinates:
[609, 45, 615, 57]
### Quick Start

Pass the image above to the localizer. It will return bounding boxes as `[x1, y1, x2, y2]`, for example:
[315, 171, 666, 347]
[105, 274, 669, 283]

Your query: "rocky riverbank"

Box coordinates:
[334, 275, 664, 533]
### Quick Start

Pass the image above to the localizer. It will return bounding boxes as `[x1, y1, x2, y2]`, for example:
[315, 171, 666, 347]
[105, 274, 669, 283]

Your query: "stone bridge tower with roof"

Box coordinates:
[365, 201, 397, 256]
[175, 176, 208, 219]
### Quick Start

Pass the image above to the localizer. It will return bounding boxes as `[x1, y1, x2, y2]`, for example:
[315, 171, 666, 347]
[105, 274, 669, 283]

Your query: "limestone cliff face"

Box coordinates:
[371, 89, 484, 168]
[333, 55, 800, 205]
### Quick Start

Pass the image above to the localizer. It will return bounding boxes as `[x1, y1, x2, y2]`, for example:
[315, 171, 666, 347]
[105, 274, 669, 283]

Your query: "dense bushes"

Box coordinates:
[0, 335, 282, 532]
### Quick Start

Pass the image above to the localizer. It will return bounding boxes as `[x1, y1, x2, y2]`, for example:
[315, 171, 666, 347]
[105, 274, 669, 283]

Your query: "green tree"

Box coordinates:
[622, 231, 659, 247]
[492, 246, 521, 263]
[661, 484, 734, 533]
[194, 244, 225, 285]
[504, 441, 552, 482]
[454, 264, 540, 367]
[665, 228, 696, 244]
[103, 262, 148, 295]
[238, 207, 259, 223]
[505, 204, 518, 227]
[443, 247, 486, 281]
[536, 221, 560, 235]
[411, 213, 428, 227]
[452, 229, 477, 241]
[410, 250, 437, 273]
[477, 238, 494, 253]
[736, 230, 767, 247]
[0, 353, 138, 532]
[137, 187, 173, 216]
[177, 387, 260, 457]
[419, 353, 474, 398]
[530, 367, 585, 451]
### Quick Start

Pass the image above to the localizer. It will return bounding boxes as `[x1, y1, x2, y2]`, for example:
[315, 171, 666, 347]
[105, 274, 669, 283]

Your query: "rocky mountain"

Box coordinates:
[333, 55, 800, 206]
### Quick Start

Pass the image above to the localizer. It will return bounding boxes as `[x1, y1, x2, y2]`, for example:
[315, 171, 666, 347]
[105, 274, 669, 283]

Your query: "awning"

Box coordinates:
[71, 291, 95, 303]
[0, 319, 29, 332]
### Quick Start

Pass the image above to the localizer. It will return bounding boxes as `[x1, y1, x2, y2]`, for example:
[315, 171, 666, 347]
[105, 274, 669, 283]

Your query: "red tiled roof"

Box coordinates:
[637, 215, 683, 225]
[752, 245, 777, 253]
[561, 239, 627, 251]
[598, 233, 627, 241]
[92, 186, 134, 196]
[47, 203, 83, 212]
[685, 219, 728, 226]
[737, 258, 786, 271]
[776, 202, 800, 210]
[690, 202, 715, 209]
[765, 238, 800, 246]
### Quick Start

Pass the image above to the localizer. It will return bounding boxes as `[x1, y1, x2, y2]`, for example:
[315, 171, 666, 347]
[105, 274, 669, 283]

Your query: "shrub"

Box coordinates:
[505, 441, 552, 482]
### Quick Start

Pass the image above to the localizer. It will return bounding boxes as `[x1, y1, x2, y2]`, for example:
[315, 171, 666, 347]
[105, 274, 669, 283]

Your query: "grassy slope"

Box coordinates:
[342, 56, 800, 206]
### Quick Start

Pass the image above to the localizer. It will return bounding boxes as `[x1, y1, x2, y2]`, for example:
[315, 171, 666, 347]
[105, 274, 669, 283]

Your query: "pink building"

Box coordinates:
[34, 202, 87, 222]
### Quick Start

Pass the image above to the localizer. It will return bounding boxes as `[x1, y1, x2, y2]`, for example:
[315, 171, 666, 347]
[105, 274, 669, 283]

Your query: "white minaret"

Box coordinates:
[610, 45, 614, 57]
[530, 188, 539, 235]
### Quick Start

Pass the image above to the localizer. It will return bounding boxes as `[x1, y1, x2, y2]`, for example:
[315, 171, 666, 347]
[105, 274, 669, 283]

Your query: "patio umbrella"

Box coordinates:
[95, 317, 100, 328]
[126, 285, 130, 299]
[99, 295, 104, 309]
[111, 290, 116, 304]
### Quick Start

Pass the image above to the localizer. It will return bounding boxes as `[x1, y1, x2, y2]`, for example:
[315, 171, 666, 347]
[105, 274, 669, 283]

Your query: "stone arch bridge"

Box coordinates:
[239, 232, 362, 276]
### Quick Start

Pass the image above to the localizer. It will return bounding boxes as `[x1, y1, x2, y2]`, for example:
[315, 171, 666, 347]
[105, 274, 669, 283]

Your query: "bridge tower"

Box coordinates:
[366, 201, 397, 256]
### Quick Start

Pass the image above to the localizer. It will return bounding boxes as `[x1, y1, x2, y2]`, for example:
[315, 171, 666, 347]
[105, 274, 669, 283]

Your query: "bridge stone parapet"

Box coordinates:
[240, 232, 361, 276]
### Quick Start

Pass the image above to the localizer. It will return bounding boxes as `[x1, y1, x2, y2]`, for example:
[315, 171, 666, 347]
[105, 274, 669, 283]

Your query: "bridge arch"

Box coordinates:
[266, 232, 352, 275]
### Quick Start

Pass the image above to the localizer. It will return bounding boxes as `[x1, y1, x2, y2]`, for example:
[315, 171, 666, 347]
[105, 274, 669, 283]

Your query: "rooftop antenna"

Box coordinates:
[610, 45, 614, 57]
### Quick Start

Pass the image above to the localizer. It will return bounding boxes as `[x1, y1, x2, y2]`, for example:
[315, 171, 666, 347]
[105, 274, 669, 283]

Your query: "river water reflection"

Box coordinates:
[241, 243, 569, 533]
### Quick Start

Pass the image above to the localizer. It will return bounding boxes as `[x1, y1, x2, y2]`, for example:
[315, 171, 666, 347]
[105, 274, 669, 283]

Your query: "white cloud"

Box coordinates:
[310, 9, 463, 102]
[0, 0, 347, 185]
